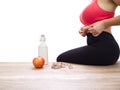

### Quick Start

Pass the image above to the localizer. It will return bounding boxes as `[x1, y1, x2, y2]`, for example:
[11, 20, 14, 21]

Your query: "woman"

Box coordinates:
[56, 0, 120, 65]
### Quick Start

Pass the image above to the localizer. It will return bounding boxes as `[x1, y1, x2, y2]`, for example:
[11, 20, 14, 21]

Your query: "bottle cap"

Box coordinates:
[40, 34, 46, 41]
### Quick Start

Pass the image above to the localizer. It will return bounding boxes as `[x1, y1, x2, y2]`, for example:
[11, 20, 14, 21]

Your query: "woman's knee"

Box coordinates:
[56, 53, 68, 62]
[56, 55, 61, 62]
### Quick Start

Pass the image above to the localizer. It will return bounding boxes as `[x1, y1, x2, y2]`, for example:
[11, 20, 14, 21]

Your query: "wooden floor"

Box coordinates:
[0, 61, 120, 90]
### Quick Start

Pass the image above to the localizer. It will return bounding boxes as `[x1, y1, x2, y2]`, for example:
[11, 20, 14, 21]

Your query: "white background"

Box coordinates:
[0, 0, 120, 62]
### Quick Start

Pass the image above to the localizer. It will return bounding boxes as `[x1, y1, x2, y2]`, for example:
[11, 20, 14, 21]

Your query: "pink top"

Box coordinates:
[80, 0, 114, 25]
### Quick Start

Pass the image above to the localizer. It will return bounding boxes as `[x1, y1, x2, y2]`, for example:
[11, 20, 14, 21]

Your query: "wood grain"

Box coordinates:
[0, 62, 120, 90]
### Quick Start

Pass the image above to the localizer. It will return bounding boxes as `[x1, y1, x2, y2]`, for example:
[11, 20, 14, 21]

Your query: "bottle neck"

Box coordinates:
[40, 40, 45, 43]
[40, 40, 46, 45]
[39, 34, 47, 45]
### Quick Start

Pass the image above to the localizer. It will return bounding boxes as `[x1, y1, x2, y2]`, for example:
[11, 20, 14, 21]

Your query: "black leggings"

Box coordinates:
[57, 32, 120, 65]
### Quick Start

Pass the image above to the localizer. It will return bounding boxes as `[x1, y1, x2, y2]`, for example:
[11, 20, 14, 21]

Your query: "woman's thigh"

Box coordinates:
[57, 45, 100, 65]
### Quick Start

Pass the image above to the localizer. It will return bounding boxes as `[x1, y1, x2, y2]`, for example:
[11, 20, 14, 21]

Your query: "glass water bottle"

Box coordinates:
[38, 34, 48, 65]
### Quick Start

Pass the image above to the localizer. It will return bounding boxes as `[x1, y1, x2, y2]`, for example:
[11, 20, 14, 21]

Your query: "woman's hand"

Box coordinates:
[79, 21, 106, 37]
[79, 26, 89, 37]
[88, 21, 106, 36]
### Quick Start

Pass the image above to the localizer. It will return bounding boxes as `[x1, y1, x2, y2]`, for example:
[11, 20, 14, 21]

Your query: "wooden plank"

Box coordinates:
[0, 62, 120, 90]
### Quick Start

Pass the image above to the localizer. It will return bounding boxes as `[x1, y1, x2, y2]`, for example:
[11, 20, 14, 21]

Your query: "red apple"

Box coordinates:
[33, 57, 45, 68]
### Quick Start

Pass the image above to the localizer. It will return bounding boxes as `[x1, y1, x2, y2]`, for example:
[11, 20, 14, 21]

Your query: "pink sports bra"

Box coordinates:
[80, 0, 114, 25]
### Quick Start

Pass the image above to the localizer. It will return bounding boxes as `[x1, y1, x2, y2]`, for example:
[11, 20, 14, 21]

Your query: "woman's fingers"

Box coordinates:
[88, 26, 99, 36]
[79, 25, 101, 37]
[79, 30, 86, 37]
[79, 26, 90, 37]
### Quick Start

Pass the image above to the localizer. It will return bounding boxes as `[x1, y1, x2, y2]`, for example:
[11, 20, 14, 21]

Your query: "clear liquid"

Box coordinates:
[38, 45, 48, 65]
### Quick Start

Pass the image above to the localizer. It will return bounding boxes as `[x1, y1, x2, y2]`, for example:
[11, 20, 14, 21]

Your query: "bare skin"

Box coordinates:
[79, 0, 120, 37]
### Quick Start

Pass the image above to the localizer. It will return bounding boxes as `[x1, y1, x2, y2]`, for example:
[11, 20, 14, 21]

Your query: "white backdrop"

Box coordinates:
[0, 0, 120, 62]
